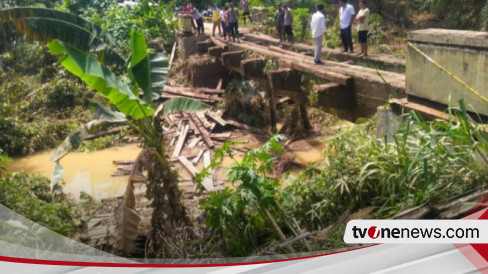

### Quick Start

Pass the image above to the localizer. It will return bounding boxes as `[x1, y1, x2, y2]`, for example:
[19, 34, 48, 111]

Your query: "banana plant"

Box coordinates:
[47, 30, 208, 255]
[0, 7, 124, 66]
[1, 7, 209, 255]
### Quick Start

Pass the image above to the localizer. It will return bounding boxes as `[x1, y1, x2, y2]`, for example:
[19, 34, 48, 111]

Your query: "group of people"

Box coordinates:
[181, 3, 205, 34]
[181, 1, 252, 42]
[274, 4, 294, 43]
[212, 3, 240, 42]
[277, 0, 370, 65]
[338, 0, 370, 56]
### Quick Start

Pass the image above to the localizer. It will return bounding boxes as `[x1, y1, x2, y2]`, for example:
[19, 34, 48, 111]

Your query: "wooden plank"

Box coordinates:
[192, 149, 205, 165]
[188, 136, 202, 149]
[190, 114, 215, 148]
[117, 165, 134, 171]
[172, 123, 190, 159]
[210, 132, 232, 139]
[196, 112, 212, 128]
[216, 78, 223, 90]
[202, 151, 215, 191]
[168, 41, 177, 70]
[278, 97, 291, 104]
[226, 119, 266, 135]
[159, 93, 218, 104]
[112, 171, 130, 177]
[188, 117, 200, 135]
[169, 136, 177, 147]
[163, 86, 223, 102]
[113, 160, 135, 165]
[163, 116, 174, 126]
[206, 111, 227, 126]
[178, 156, 199, 177]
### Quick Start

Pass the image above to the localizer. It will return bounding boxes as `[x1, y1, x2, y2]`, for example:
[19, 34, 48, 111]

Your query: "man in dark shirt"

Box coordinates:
[275, 4, 285, 42]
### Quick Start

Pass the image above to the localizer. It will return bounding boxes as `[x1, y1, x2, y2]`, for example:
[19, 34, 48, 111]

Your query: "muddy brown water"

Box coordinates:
[7, 121, 353, 201]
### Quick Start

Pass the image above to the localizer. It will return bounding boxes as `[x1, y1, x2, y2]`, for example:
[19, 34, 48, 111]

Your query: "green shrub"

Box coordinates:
[368, 13, 386, 46]
[0, 172, 84, 236]
[284, 104, 488, 231]
[292, 8, 311, 43]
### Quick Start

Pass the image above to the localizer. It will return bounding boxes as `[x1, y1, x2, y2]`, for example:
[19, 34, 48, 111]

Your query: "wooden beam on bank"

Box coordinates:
[214, 37, 353, 86]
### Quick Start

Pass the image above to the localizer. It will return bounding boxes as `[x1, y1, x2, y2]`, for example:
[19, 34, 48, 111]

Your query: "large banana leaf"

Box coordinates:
[48, 39, 154, 119]
[129, 31, 168, 103]
[0, 8, 124, 66]
[160, 97, 211, 115]
[0, 7, 117, 45]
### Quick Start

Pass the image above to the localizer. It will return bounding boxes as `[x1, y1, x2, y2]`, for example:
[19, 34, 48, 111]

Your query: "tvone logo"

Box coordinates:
[368, 226, 380, 239]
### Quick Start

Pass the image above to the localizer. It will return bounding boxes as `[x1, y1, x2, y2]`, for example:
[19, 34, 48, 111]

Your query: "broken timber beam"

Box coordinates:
[178, 156, 199, 177]
[206, 111, 227, 126]
[218, 37, 352, 86]
[208, 46, 225, 58]
[210, 36, 229, 50]
[226, 119, 266, 135]
[197, 40, 213, 53]
[172, 123, 190, 159]
[163, 86, 223, 102]
[241, 58, 267, 79]
[222, 51, 244, 69]
[202, 151, 215, 191]
[189, 114, 215, 148]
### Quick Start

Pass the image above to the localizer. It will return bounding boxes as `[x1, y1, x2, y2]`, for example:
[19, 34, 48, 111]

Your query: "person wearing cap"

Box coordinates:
[355, 0, 370, 56]
[311, 4, 328, 65]
[339, 0, 355, 53]
[283, 4, 294, 43]
[275, 4, 285, 42]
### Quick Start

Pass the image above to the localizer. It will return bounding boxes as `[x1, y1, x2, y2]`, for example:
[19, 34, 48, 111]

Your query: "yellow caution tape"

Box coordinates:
[203, 14, 251, 20]
[408, 42, 488, 103]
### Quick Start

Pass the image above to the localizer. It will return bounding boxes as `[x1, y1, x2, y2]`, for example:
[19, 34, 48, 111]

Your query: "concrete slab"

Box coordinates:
[407, 29, 488, 115]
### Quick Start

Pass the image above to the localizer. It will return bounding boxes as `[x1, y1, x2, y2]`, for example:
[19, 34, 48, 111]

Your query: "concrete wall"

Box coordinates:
[407, 29, 488, 115]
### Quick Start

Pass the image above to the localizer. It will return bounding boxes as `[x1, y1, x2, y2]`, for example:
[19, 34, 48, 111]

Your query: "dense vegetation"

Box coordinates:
[0, 150, 93, 236]
[199, 103, 488, 255]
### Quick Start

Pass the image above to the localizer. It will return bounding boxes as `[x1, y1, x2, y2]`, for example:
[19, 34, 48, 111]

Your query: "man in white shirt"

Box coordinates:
[339, 0, 355, 53]
[311, 4, 327, 65]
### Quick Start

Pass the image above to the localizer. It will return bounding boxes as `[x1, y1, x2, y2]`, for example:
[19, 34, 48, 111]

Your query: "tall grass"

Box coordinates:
[284, 101, 488, 231]
[200, 101, 488, 255]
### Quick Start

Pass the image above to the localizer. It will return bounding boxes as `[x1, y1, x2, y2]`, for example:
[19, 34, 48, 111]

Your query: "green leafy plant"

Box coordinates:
[198, 135, 310, 255]
[284, 101, 488, 232]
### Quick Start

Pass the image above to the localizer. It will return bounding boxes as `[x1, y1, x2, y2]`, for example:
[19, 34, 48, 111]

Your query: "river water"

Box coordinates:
[7, 123, 352, 201]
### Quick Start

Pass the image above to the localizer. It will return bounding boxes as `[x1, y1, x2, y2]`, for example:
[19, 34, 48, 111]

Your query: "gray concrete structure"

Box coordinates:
[407, 29, 488, 115]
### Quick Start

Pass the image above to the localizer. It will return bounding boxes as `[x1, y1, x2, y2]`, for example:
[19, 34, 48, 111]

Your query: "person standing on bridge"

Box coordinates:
[221, 6, 230, 41]
[241, 0, 252, 25]
[311, 4, 328, 65]
[227, 3, 240, 43]
[212, 6, 222, 37]
[355, 0, 370, 56]
[275, 4, 285, 42]
[283, 4, 294, 43]
[190, 4, 204, 34]
[339, 0, 355, 53]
